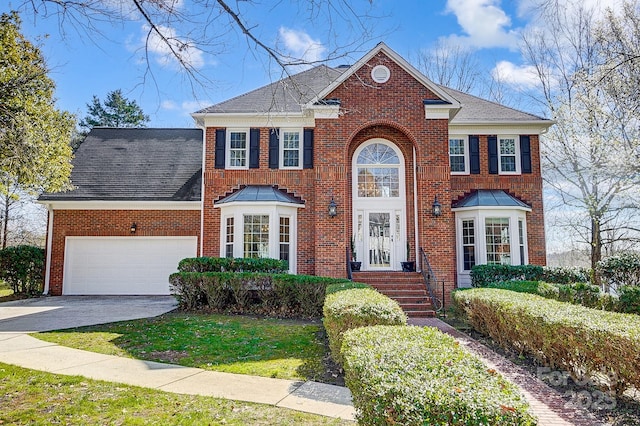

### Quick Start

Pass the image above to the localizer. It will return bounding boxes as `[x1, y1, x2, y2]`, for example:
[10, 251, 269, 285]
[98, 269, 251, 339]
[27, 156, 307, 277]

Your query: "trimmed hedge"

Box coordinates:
[325, 281, 371, 295]
[453, 288, 640, 392]
[178, 257, 288, 273]
[322, 288, 406, 366]
[170, 271, 349, 318]
[598, 252, 640, 290]
[342, 325, 535, 425]
[471, 264, 588, 287]
[0, 245, 45, 296]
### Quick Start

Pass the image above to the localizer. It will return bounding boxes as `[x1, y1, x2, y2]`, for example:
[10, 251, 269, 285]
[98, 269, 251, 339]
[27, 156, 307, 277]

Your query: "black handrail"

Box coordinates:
[419, 247, 443, 312]
[346, 246, 353, 280]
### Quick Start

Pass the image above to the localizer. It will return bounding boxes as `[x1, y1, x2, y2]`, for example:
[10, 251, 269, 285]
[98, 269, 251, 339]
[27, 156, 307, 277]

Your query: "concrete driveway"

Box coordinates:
[0, 296, 177, 333]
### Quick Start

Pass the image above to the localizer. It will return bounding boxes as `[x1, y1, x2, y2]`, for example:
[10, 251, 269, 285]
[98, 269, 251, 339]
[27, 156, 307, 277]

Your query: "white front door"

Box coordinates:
[366, 211, 393, 270]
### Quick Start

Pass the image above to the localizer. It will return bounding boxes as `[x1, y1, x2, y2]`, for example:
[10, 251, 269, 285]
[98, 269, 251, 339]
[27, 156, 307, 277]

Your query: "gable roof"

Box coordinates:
[194, 43, 549, 126]
[307, 42, 460, 109]
[39, 128, 203, 202]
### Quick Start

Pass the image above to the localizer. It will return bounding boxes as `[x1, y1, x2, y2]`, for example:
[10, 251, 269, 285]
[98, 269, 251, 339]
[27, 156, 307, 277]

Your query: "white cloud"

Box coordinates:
[144, 24, 204, 69]
[491, 60, 540, 88]
[445, 0, 519, 49]
[278, 28, 326, 65]
[160, 100, 178, 110]
[181, 100, 210, 112]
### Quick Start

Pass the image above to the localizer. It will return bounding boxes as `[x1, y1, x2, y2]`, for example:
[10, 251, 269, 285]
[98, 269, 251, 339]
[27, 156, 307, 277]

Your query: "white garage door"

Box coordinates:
[63, 237, 198, 295]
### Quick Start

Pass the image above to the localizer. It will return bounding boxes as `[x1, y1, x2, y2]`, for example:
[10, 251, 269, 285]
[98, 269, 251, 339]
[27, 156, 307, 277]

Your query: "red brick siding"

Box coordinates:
[48, 209, 201, 295]
[201, 51, 546, 304]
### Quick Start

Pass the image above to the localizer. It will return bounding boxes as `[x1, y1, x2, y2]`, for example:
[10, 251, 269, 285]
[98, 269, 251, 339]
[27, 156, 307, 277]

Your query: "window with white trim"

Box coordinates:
[454, 209, 529, 287]
[280, 129, 302, 169]
[225, 217, 234, 258]
[449, 137, 469, 174]
[462, 219, 475, 270]
[356, 143, 401, 198]
[279, 216, 290, 264]
[217, 204, 299, 273]
[498, 136, 520, 174]
[518, 219, 527, 265]
[485, 218, 511, 265]
[227, 130, 249, 169]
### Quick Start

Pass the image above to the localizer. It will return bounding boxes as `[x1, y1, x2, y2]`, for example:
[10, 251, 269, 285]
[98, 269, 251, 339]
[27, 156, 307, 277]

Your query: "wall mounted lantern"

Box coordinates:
[328, 197, 338, 217]
[130, 223, 137, 233]
[432, 196, 442, 217]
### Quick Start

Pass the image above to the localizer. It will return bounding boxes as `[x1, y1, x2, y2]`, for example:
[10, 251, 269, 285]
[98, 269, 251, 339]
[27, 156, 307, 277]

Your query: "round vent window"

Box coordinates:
[371, 65, 390, 84]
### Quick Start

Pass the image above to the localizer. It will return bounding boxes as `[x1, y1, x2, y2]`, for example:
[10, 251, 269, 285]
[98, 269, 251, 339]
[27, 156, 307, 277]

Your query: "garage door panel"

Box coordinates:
[64, 237, 197, 295]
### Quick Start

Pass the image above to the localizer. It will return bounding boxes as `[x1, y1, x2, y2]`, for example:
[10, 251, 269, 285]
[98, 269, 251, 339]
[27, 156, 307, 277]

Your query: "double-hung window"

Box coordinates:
[449, 137, 469, 174]
[498, 136, 520, 174]
[280, 129, 302, 169]
[227, 129, 249, 169]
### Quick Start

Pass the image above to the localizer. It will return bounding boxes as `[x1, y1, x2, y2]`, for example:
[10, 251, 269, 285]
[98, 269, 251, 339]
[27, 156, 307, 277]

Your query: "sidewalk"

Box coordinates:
[409, 318, 605, 426]
[0, 332, 355, 421]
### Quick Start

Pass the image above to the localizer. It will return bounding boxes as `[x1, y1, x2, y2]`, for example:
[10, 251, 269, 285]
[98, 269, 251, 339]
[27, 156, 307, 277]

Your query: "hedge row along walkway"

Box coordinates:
[409, 318, 604, 426]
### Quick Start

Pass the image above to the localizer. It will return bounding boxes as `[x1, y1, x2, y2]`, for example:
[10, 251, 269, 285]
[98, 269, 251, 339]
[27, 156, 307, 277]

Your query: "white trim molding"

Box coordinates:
[39, 201, 202, 210]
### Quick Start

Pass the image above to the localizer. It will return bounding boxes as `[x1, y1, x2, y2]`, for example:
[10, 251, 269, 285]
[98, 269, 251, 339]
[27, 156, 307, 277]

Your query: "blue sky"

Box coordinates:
[1, 0, 552, 128]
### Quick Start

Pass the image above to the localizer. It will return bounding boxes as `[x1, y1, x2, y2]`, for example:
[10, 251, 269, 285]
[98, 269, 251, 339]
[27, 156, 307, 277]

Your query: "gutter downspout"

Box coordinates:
[199, 123, 206, 257]
[44, 206, 53, 295]
[413, 146, 420, 270]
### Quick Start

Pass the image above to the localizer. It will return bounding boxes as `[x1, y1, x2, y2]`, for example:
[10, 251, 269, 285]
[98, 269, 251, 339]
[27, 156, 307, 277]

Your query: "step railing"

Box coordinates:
[346, 247, 353, 280]
[419, 247, 443, 312]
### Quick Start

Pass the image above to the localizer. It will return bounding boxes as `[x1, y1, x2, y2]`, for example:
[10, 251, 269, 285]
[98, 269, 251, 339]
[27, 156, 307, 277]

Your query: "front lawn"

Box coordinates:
[35, 313, 331, 382]
[0, 362, 351, 425]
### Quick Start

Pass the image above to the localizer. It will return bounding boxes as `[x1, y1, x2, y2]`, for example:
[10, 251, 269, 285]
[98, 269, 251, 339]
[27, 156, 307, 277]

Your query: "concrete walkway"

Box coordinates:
[0, 296, 354, 420]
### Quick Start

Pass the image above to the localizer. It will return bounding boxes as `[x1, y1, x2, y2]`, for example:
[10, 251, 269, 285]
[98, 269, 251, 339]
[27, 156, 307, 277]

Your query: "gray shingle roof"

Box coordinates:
[452, 190, 531, 209]
[39, 128, 203, 202]
[196, 62, 548, 123]
[439, 86, 548, 123]
[196, 65, 345, 114]
[215, 186, 304, 205]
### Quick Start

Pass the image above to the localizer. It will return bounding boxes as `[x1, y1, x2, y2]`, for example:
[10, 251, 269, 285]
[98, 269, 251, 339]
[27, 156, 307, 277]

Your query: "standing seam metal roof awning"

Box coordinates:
[214, 186, 305, 205]
[452, 190, 531, 210]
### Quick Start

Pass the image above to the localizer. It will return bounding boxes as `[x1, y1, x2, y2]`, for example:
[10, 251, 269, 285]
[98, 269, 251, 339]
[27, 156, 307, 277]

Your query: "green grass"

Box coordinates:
[0, 362, 351, 425]
[35, 313, 328, 381]
[0, 280, 20, 302]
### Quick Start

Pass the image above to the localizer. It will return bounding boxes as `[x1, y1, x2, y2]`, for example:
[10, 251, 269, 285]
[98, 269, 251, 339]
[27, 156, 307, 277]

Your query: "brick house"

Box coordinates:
[40, 43, 551, 312]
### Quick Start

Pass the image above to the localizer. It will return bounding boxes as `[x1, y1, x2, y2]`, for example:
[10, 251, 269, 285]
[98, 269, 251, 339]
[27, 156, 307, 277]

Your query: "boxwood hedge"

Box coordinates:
[341, 325, 536, 425]
[322, 288, 406, 366]
[169, 271, 351, 318]
[453, 288, 640, 392]
[178, 257, 288, 273]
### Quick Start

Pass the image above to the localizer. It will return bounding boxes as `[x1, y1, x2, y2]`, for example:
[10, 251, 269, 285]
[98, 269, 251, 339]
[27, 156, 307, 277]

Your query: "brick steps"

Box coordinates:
[351, 272, 436, 318]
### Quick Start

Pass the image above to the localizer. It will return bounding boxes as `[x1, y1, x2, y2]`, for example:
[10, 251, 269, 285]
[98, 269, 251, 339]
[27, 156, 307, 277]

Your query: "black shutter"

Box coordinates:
[249, 128, 260, 169]
[215, 129, 226, 169]
[269, 129, 279, 169]
[469, 135, 480, 174]
[520, 135, 532, 174]
[303, 129, 314, 169]
[488, 135, 498, 174]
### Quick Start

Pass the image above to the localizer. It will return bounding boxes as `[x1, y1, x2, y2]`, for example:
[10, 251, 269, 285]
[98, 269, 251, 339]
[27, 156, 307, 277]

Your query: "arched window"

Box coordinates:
[356, 142, 401, 198]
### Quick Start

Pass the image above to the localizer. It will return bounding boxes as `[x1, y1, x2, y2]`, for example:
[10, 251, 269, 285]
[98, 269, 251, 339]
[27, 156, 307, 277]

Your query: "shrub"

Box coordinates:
[598, 252, 640, 290]
[170, 271, 344, 318]
[323, 288, 406, 366]
[341, 325, 536, 426]
[453, 288, 640, 393]
[178, 257, 288, 274]
[471, 264, 544, 287]
[618, 286, 640, 314]
[0, 245, 45, 296]
[541, 266, 589, 284]
[325, 281, 371, 295]
[557, 282, 602, 308]
[489, 280, 559, 299]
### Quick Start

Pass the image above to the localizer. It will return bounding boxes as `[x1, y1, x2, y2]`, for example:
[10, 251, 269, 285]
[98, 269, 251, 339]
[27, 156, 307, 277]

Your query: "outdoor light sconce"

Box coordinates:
[432, 196, 442, 217]
[328, 197, 338, 217]
[130, 223, 137, 233]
